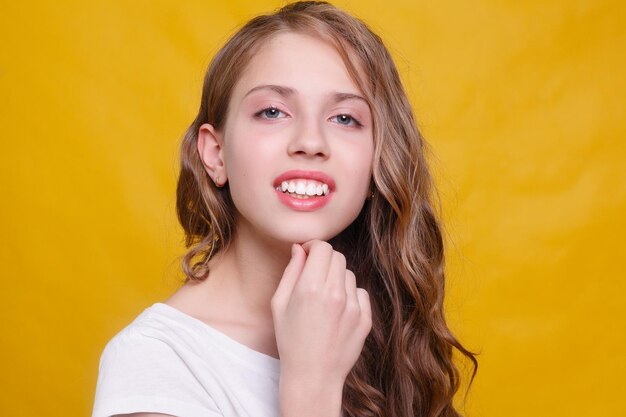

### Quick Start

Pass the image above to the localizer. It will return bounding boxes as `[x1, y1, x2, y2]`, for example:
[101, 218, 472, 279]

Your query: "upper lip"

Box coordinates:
[273, 170, 336, 191]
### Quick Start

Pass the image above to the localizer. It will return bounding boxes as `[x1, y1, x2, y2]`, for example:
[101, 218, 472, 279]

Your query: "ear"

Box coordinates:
[197, 123, 227, 186]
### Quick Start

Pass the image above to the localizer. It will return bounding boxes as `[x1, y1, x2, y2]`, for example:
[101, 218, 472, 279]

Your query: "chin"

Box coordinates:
[272, 225, 345, 245]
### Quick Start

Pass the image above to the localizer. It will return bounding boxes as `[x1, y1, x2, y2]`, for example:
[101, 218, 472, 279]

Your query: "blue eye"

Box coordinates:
[332, 114, 362, 127]
[256, 106, 285, 119]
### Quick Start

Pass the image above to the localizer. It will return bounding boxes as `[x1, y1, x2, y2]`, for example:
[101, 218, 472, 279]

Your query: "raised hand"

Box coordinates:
[271, 240, 372, 417]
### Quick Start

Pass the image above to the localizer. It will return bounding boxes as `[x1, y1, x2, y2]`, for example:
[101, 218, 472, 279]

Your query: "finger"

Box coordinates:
[297, 240, 333, 288]
[343, 270, 360, 317]
[344, 270, 358, 304]
[356, 288, 373, 332]
[321, 251, 348, 308]
[326, 250, 347, 288]
[299, 239, 318, 254]
[299, 239, 329, 255]
[272, 244, 306, 309]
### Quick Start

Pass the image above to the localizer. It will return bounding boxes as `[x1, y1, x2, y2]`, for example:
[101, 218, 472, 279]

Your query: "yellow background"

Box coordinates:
[1, 1, 625, 416]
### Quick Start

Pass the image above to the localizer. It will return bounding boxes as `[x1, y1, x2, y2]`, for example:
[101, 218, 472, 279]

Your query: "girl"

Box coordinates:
[92, 2, 477, 417]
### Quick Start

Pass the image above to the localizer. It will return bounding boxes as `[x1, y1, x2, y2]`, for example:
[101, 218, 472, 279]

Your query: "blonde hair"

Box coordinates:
[176, 2, 477, 416]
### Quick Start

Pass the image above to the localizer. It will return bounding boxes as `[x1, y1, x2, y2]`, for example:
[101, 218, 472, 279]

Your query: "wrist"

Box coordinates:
[279, 373, 344, 417]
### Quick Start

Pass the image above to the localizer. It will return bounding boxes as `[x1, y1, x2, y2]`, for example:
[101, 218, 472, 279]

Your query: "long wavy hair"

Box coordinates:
[176, 2, 477, 416]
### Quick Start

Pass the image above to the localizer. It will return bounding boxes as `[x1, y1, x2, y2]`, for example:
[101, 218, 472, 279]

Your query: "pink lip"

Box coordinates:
[273, 170, 336, 190]
[273, 170, 335, 212]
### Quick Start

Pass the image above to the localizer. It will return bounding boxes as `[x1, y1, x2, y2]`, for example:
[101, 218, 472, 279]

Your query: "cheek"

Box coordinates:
[223, 129, 261, 174]
[351, 143, 374, 186]
[222, 134, 280, 195]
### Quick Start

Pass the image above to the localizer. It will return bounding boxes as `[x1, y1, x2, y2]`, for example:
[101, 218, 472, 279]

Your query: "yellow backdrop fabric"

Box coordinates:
[1, 1, 624, 416]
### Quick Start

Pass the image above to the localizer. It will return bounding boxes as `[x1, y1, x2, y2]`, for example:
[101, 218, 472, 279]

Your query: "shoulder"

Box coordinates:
[96, 304, 206, 389]
[93, 305, 222, 417]
[96, 308, 183, 376]
[99, 314, 178, 365]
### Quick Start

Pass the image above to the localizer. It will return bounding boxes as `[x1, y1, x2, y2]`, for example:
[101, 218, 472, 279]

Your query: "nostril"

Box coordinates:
[287, 129, 330, 158]
[290, 149, 328, 158]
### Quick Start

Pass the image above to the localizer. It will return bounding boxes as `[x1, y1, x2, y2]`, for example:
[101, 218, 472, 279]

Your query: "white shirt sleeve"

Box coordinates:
[92, 327, 223, 417]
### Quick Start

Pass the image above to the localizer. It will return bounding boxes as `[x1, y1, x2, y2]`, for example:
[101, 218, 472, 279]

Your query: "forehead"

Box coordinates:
[231, 31, 362, 97]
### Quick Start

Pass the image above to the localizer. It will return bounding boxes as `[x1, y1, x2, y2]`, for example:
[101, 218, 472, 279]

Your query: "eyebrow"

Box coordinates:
[332, 92, 368, 105]
[244, 84, 295, 98]
[244, 84, 368, 105]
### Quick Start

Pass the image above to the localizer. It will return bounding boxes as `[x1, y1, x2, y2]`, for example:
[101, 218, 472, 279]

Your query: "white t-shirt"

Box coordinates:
[92, 303, 281, 417]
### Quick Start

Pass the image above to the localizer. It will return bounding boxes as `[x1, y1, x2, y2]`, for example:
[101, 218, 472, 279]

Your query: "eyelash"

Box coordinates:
[254, 106, 363, 128]
[330, 114, 363, 127]
[254, 106, 286, 120]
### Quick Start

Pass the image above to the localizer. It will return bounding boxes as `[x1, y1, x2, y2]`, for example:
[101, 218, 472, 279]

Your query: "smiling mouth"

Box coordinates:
[275, 179, 330, 198]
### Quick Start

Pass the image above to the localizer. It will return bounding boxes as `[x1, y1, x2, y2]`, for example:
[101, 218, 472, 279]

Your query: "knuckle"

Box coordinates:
[334, 251, 346, 266]
[307, 240, 333, 259]
[319, 240, 333, 250]
[357, 289, 372, 309]
[343, 300, 360, 317]
[329, 289, 345, 303]
[318, 241, 334, 257]
[270, 296, 281, 311]
[312, 240, 332, 251]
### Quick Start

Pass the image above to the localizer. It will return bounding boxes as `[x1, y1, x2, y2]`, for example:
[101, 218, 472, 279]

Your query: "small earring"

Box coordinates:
[368, 190, 375, 200]
[214, 176, 223, 188]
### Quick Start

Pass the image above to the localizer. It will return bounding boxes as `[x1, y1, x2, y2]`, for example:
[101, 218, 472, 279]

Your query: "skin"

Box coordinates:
[120, 32, 373, 417]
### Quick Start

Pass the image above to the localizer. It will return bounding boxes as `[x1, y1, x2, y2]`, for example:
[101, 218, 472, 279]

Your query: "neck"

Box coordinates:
[205, 221, 293, 324]
[165, 220, 295, 359]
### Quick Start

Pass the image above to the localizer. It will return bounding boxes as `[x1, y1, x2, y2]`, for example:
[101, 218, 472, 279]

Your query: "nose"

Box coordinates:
[287, 117, 330, 159]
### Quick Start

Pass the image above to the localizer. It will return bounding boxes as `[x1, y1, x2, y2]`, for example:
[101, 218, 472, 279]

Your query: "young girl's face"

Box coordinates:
[212, 32, 373, 244]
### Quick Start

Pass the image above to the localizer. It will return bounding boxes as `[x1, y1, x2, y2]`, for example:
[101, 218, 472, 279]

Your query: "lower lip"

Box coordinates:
[275, 189, 332, 211]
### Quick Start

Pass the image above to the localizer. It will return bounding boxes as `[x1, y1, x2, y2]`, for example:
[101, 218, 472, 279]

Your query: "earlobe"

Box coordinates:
[197, 123, 227, 187]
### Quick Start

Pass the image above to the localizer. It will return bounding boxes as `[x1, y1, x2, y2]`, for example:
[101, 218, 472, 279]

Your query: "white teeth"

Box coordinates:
[278, 179, 330, 196]
[295, 182, 306, 195]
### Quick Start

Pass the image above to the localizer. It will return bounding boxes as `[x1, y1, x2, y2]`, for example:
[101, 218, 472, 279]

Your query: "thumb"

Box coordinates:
[272, 244, 306, 310]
